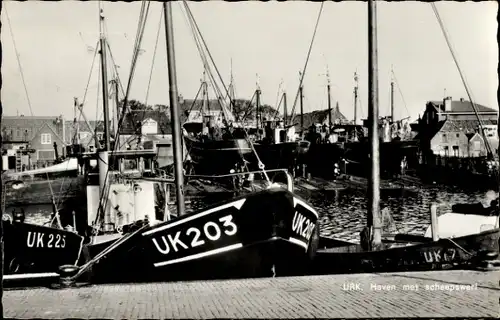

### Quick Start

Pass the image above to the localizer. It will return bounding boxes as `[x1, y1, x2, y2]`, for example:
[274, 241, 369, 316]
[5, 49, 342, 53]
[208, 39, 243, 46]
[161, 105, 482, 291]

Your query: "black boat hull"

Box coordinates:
[184, 134, 252, 175]
[310, 228, 500, 274]
[302, 140, 420, 179]
[183, 132, 301, 176]
[251, 142, 299, 173]
[3, 221, 84, 277]
[83, 188, 320, 283]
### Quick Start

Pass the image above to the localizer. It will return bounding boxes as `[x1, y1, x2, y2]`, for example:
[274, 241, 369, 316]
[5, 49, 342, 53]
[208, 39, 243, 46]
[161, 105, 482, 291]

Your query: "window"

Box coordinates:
[41, 133, 52, 145]
[473, 141, 481, 151]
[456, 133, 460, 138]
[444, 146, 449, 157]
[442, 134, 448, 143]
[124, 159, 138, 171]
[452, 145, 459, 157]
[78, 132, 90, 140]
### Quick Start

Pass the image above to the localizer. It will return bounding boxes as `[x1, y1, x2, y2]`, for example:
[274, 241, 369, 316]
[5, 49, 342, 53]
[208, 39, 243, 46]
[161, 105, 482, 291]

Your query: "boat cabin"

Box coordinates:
[82, 148, 162, 234]
[82, 149, 158, 185]
[331, 124, 364, 143]
[261, 120, 295, 144]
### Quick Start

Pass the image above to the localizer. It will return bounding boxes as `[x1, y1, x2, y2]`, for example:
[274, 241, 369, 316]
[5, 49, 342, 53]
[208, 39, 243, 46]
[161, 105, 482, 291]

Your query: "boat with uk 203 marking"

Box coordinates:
[80, 186, 319, 283]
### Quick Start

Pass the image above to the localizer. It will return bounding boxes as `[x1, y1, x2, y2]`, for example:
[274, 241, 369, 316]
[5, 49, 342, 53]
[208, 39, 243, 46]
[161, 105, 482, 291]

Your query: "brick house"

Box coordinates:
[417, 97, 498, 158]
[2, 115, 67, 166]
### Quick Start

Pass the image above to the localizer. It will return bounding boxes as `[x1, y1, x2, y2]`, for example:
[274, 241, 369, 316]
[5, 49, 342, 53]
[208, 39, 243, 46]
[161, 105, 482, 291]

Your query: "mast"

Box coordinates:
[256, 86, 261, 134]
[202, 71, 207, 120]
[327, 70, 332, 127]
[97, 9, 111, 232]
[111, 79, 120, 137]
[299, 71, 304, 135]
[283, 92, 288, 126]
[73, 97, 80, 145]
[367, 0, 382, 250]
[354, 71, 359, 125]
[99, 13, 111, 152]
[163, 1, 186, 215]
[390, 67, 395, 122]
[229, 58, 235, 114]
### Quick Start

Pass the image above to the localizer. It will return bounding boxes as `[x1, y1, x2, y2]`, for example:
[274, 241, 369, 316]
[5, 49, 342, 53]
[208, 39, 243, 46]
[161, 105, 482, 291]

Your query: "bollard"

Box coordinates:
[430, 203, 439, 241]
[476, 250, 500, 271]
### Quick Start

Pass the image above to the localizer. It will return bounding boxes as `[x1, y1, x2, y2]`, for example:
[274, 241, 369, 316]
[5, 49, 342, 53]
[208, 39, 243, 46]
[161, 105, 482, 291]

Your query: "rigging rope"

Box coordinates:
[131, 2, 153, 132]
[182, 1, 236, 122]
[145, 8, 164, 107]
[239, 91, 257, 123]
[288, 3, 324, 123]
[180, 2, 269, 181]
[93, 0, 152, 233]
[274, 80, 284, 112]
[272, 92, 285, 121]
[3, 4, 35, 117]
[431, 3, 494, 160]
[391, 68, 410, 120]
[180, 3, 232, 126]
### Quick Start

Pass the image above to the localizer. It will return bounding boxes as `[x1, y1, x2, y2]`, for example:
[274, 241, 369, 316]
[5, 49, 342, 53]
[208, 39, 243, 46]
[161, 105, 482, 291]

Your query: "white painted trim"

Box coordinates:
[143, 199, 247, 236]
[289, 237, 308, 250]
[293, 197, 319, 219]
[154, 243, 243, 267]
[40, 133, 52, 145]
[4, 272, 59, 280]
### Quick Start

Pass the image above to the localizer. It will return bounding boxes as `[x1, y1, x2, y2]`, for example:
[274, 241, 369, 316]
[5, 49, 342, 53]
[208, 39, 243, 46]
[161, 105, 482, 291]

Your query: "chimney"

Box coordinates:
[443, 96, 452, 112]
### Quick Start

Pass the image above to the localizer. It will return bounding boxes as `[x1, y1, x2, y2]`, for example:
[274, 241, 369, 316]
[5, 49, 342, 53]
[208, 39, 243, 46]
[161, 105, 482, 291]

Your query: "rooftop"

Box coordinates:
[429, 99, 497, 113]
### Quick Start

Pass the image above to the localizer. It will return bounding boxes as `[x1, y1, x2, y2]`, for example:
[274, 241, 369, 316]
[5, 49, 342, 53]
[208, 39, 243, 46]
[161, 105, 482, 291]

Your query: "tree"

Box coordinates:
[120, 99, 153, 111]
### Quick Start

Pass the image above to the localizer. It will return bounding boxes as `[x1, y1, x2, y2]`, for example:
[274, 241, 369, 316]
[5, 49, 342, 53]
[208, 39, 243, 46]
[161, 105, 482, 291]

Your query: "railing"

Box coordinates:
[186, 168, 294, 192]
[124, 168, 295, 192]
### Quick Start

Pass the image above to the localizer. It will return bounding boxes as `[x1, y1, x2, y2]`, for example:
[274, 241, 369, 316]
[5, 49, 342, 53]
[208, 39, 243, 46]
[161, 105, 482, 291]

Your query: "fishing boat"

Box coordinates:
[1, 7, 87, 281]
[301, 69, 419, 180]
[309, 0, 500, 275]
[2, 179, 85, 281]
[2, 216, 84, 279]
[180, 11, 308, 177]
[60, 1, 320, 285]
[77, 184, 319, 283]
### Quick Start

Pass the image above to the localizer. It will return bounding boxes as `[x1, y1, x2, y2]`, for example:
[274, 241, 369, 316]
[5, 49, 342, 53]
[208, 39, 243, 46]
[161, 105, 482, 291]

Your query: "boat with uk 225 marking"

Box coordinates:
[3, 220, 84, 279]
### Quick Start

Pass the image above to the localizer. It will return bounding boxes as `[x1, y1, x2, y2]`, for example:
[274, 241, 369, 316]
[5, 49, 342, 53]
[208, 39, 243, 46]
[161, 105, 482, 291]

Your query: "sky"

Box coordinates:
[1, 1, 498, 123]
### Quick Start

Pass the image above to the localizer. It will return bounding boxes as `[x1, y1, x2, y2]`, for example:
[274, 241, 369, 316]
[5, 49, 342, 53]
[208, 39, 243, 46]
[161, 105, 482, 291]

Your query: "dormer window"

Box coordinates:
[442, 133, 448, 143]
[41, 133, 52, 145]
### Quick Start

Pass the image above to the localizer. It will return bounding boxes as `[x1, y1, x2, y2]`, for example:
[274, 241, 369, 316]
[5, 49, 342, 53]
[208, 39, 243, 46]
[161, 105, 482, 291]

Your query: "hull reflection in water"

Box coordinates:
[85, 188, 320, 283]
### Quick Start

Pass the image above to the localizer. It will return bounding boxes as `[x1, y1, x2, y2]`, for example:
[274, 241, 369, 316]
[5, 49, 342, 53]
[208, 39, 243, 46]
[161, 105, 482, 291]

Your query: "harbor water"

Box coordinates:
[8, 186, 489, 243]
